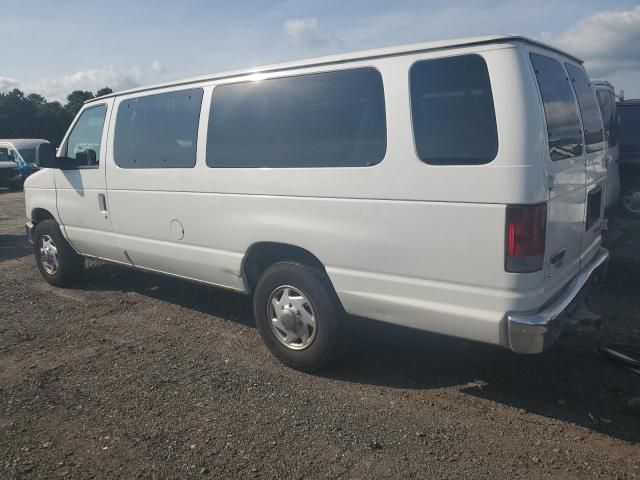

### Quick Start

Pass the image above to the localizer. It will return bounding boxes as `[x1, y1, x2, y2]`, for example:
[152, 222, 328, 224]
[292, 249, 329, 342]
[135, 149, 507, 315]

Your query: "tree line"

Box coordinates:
[0, 87, 113, 147]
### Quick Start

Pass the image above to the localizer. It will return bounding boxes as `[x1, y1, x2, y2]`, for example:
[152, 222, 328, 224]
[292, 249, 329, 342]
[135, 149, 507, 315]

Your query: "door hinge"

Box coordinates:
[548, 174, 555, 191]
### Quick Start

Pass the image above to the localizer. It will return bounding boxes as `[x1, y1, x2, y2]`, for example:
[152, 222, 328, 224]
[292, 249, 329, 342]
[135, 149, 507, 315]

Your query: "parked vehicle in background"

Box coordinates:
[617, 100, 640, 217]
[24, 35, 609, 371]
[0, 147, 22, 190]
[593, 80, 620, 210]
[0, 139, 49, 189]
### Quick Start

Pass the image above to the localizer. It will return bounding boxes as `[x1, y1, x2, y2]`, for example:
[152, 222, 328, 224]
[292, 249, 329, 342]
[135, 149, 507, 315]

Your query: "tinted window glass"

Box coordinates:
[66, 105, 107, 167]
[618, 105, 640, 153]
[596, 90, 617, 147]
[530, 54, 583, 161]
[565, 63, 604, 152]
[410, 55, 498, 165]
[206, 68, 386, 168]
[0, 147, 10, 162]
[19, 148, 36, 164]
[115, 89, 203, 169]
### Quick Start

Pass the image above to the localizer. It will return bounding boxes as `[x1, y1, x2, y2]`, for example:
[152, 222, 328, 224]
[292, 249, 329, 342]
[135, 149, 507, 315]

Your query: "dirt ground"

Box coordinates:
[1, 189, 639, 479]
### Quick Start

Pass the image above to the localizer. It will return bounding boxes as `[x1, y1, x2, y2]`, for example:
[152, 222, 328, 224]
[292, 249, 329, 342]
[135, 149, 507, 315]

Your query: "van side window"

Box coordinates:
[565, 63, 604, 152]
[65, 105, 107, 168]
[529, 53, 583, 161]
[410, 54, 498, 165]
[596, 89, 617, 147]
[114, 88, 203, 168]
[206, 68, 386, 168]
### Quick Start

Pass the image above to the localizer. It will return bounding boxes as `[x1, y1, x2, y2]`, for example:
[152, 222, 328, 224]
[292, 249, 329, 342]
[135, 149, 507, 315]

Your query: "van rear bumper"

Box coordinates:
[507, 247, 609, 354]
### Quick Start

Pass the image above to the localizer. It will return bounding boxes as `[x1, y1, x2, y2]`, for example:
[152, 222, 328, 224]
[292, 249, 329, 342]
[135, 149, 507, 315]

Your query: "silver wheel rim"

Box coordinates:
[623, 187, 640, 215]
[267, 285, 317, 350]
[39, 234, 59, 275]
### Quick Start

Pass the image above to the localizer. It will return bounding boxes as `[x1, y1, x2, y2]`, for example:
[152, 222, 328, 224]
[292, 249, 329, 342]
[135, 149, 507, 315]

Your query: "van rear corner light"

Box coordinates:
[505, 203, 547, 273]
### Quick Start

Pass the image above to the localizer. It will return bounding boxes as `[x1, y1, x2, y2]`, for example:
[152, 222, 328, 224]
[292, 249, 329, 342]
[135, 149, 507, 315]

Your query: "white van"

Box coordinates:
[593, 80, 620, 210]
[25, 35, 609, 371]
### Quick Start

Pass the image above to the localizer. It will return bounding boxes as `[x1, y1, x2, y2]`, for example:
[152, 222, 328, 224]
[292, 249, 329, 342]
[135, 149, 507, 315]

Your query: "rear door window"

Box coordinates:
[565, 63, 604, 152]
[410, 54, 498, 165]
[596, 89, 617, 147]
[530, 53, 583, 161]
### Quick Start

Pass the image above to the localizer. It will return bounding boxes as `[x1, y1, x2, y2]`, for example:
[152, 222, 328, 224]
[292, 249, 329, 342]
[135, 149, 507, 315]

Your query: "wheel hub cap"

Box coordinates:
[268, 286, 317, 351]
[39, 235, 59, 275]
[624, 188, 640, 214]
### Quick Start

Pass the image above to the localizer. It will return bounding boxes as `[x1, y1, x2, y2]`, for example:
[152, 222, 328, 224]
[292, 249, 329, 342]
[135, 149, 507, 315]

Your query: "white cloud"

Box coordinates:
[550, 6, 640, 78]
[150, 60, 164, 74]
[283, 17, 340, 49]
[0, 66, 143, 103]
[0, 77, 20, 92]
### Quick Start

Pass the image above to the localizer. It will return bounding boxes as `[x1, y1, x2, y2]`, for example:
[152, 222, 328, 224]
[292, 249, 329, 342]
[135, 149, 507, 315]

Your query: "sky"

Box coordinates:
[1, 0, 640, 102]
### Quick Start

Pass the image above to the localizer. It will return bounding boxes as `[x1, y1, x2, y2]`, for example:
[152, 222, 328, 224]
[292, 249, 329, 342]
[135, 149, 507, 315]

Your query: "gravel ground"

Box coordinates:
[1, 189, 639, 479]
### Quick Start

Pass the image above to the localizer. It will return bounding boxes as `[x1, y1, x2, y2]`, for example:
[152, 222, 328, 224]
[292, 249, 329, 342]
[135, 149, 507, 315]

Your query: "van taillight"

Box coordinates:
[505, 203, 547, 273]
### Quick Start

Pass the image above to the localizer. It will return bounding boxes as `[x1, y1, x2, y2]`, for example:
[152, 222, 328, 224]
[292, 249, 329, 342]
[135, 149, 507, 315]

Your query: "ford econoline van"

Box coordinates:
[25, 35, 609, 371]
[592, 81, 620, 211]
[617, 99, 640, 217]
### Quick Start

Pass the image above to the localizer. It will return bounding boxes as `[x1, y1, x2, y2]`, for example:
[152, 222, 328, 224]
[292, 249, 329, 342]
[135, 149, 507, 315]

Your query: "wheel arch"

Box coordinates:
[241, 242, 336, 295]
[31, 207, 56, 225]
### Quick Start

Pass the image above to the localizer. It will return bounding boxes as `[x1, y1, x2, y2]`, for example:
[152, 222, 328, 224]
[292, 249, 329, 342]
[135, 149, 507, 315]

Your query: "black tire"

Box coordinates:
[621, 183, 640, 218]
[253, 261, 346, 372]
[33, 219, 84, 287]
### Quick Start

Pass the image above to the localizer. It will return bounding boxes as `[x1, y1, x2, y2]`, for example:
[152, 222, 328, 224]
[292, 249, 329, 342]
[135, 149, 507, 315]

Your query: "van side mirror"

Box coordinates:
[36, 143, 58, 168]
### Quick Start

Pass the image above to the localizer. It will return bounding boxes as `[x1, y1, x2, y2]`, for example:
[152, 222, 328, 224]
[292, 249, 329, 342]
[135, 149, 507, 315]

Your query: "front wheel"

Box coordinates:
[33, 219, 84, 287]
[621, 183, 640, 218]
[253, 261, 346, 372]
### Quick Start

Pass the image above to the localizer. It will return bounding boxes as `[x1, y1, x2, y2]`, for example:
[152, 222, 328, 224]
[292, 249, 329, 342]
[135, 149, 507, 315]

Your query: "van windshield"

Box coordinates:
[18, 148, 36, 164]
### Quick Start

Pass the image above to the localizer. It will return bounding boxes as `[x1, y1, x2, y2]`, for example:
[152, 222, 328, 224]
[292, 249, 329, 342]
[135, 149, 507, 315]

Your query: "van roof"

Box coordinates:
[87, 35, 582, 103]
[0, 139, 49, 148]
[618, 99, 640, 106]
[592, 80, 614, 89]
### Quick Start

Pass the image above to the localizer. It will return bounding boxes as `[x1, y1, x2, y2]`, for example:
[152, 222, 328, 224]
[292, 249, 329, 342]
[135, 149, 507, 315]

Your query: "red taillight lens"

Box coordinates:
[505, 203, 547, 273]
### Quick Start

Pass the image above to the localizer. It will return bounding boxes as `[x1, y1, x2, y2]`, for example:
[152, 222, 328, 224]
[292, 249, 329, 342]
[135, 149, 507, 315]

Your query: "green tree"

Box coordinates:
[0, 86, 111, 146]
[96, 87, 113, 97]
[65, 90, 94, 118]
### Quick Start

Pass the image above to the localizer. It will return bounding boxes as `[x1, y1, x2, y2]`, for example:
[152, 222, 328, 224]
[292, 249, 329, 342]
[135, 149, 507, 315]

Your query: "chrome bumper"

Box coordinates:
[25, 221, 34, 245]
[507, 247, 610, 354]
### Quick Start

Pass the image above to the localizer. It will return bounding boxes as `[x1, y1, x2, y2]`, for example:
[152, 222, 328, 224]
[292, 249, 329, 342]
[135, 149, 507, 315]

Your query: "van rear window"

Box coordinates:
[596, 89, 617, 148]
[114, 88, 203, 169]
[565, 63, 604, 152]
[206, 68, 386, 168]
[530, 53, 583, 161]
[410, 54, 498, 165]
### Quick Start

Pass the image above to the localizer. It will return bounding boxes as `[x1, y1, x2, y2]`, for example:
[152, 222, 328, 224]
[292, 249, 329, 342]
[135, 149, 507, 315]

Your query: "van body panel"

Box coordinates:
[24, 36, 608, 353]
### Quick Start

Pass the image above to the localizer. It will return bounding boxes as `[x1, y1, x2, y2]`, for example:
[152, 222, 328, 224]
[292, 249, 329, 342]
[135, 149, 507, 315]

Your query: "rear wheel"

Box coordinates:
[33, 219, 84, 287]
[621, 183, 640, 218]
[253, 261, 346, 372]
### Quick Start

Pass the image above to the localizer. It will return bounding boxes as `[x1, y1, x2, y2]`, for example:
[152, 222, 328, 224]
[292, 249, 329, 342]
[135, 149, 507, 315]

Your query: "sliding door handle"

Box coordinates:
[98, 193, 108, 214]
